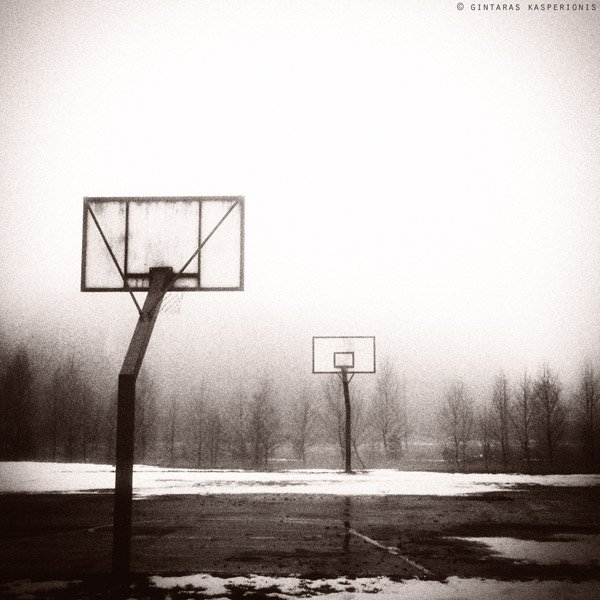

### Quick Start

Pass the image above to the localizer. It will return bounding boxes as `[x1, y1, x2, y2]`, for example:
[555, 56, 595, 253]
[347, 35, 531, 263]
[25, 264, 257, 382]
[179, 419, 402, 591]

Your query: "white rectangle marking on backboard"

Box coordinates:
[334, 352, 354, 369]
[313, 336, 376, 373]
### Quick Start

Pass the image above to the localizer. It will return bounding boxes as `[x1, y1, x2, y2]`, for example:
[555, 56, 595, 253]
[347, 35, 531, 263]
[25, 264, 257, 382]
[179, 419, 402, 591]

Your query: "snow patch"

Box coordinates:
[148, 574, 600, 599]
[1, 462, 599, 497]
[2, 576, 600, 599]
[457, 534, 600, 565]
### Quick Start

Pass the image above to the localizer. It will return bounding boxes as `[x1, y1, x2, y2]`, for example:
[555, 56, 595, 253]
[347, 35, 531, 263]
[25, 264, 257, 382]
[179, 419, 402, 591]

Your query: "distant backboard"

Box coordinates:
[81, 197, 244, 292]
[312, 336, 376, 374]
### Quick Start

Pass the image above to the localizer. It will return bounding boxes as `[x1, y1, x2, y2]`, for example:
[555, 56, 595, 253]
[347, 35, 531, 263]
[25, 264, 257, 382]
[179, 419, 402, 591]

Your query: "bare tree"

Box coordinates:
[46, 364, 66, 461]
[511, 371, 536, 473]
[59, 357, 95, 462]
[371, 359, 408, 463]
[533, 365, 565, 464]
[226, 389, 249, 466]
[0, 352, 7, 459]
[321, 376, 345, 463]
[101, 388, 118, 465]
[477, 402, 493, 471]
[79, 378, 101, 463]
[248, 379, 281, 468]
[491, 372, 511, 471]
[438, 381, 474, 469]
[135, 369, 158, 464]
[575, 362, 599, 469]
[289, 389, 319, 465]
[188, 381, 210, 468]
[41, 356, 92, 462]
[103, 388, 118, 464]
[205, 406, 223, 468]
[0, 347, 36, 459]
[320, 375, 368, 468]
[165, 396, 179, 466]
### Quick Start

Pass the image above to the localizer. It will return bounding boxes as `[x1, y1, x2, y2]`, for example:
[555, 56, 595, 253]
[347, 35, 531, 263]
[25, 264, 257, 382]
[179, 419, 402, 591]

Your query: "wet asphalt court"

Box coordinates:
[1, 488, 599, 581]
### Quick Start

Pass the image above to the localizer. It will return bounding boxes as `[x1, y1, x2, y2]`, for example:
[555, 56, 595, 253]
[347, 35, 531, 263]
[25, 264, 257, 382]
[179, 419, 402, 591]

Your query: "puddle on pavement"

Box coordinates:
[456, 534, 600, 565]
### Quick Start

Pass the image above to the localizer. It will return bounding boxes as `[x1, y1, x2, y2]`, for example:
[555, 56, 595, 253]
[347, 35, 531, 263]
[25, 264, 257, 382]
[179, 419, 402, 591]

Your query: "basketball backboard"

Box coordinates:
[312, 336, 376, 374]
[81, 197, 244, 292]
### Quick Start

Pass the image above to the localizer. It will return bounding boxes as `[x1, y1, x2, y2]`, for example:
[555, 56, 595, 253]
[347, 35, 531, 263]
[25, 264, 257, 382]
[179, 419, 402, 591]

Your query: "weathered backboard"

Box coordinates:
[312, 336, 376, 374]
[81, 197, 244, 291]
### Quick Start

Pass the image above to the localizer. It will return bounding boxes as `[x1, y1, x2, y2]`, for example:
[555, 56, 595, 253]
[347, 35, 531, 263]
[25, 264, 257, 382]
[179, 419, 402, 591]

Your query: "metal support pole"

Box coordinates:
[112, 372, 135, 580]
[112, 267, 172, 581]
[340, 367, 352, 474]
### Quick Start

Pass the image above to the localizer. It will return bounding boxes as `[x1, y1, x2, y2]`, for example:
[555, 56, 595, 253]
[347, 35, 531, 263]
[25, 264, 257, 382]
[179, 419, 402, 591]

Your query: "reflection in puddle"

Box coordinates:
[343, 496, 351, 555]
[457, 535, 600, 565]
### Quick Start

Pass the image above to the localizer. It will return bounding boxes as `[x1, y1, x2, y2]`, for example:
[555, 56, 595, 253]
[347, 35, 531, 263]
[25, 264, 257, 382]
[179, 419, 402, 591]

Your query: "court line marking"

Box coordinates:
[347, 527, 434, 576]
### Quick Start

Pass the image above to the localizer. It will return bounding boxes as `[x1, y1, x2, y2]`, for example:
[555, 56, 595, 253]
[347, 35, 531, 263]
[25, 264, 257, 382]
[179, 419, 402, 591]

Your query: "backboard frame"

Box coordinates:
[312, 336, 376, 374]
[81, 196, 244, 293]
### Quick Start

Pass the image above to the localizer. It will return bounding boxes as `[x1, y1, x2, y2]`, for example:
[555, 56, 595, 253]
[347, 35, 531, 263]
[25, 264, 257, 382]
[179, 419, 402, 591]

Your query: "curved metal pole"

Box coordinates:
[112, 267, 172, 581]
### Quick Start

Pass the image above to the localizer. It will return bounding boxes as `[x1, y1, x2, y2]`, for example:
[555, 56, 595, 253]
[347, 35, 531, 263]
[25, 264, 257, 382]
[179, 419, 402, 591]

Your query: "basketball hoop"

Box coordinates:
[312, 336, 376, 474]
[81, 196, 244, 579]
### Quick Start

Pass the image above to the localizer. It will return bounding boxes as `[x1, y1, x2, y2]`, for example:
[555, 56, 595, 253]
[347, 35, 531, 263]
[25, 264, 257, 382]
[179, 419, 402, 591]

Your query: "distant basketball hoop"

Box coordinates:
[312, 336, 376, 474]
[312, 336, 376, 375]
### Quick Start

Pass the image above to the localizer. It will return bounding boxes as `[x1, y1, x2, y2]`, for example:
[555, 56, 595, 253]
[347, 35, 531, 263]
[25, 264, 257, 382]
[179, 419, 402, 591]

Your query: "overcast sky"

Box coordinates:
[1, 1, 599, 406]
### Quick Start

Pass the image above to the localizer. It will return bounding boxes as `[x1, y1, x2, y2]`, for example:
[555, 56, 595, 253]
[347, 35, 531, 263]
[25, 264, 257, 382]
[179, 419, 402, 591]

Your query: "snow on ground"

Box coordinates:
[456, 534, 600, 565]
[148, 574, 600, 599]
[3, 575, 600, 599]
[1, 462, 599, 496]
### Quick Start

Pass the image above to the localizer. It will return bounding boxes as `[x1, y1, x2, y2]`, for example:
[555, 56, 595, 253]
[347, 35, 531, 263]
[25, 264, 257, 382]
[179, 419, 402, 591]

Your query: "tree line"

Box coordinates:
[1, 343, 598, 473]
[438, 365, 600, 472]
